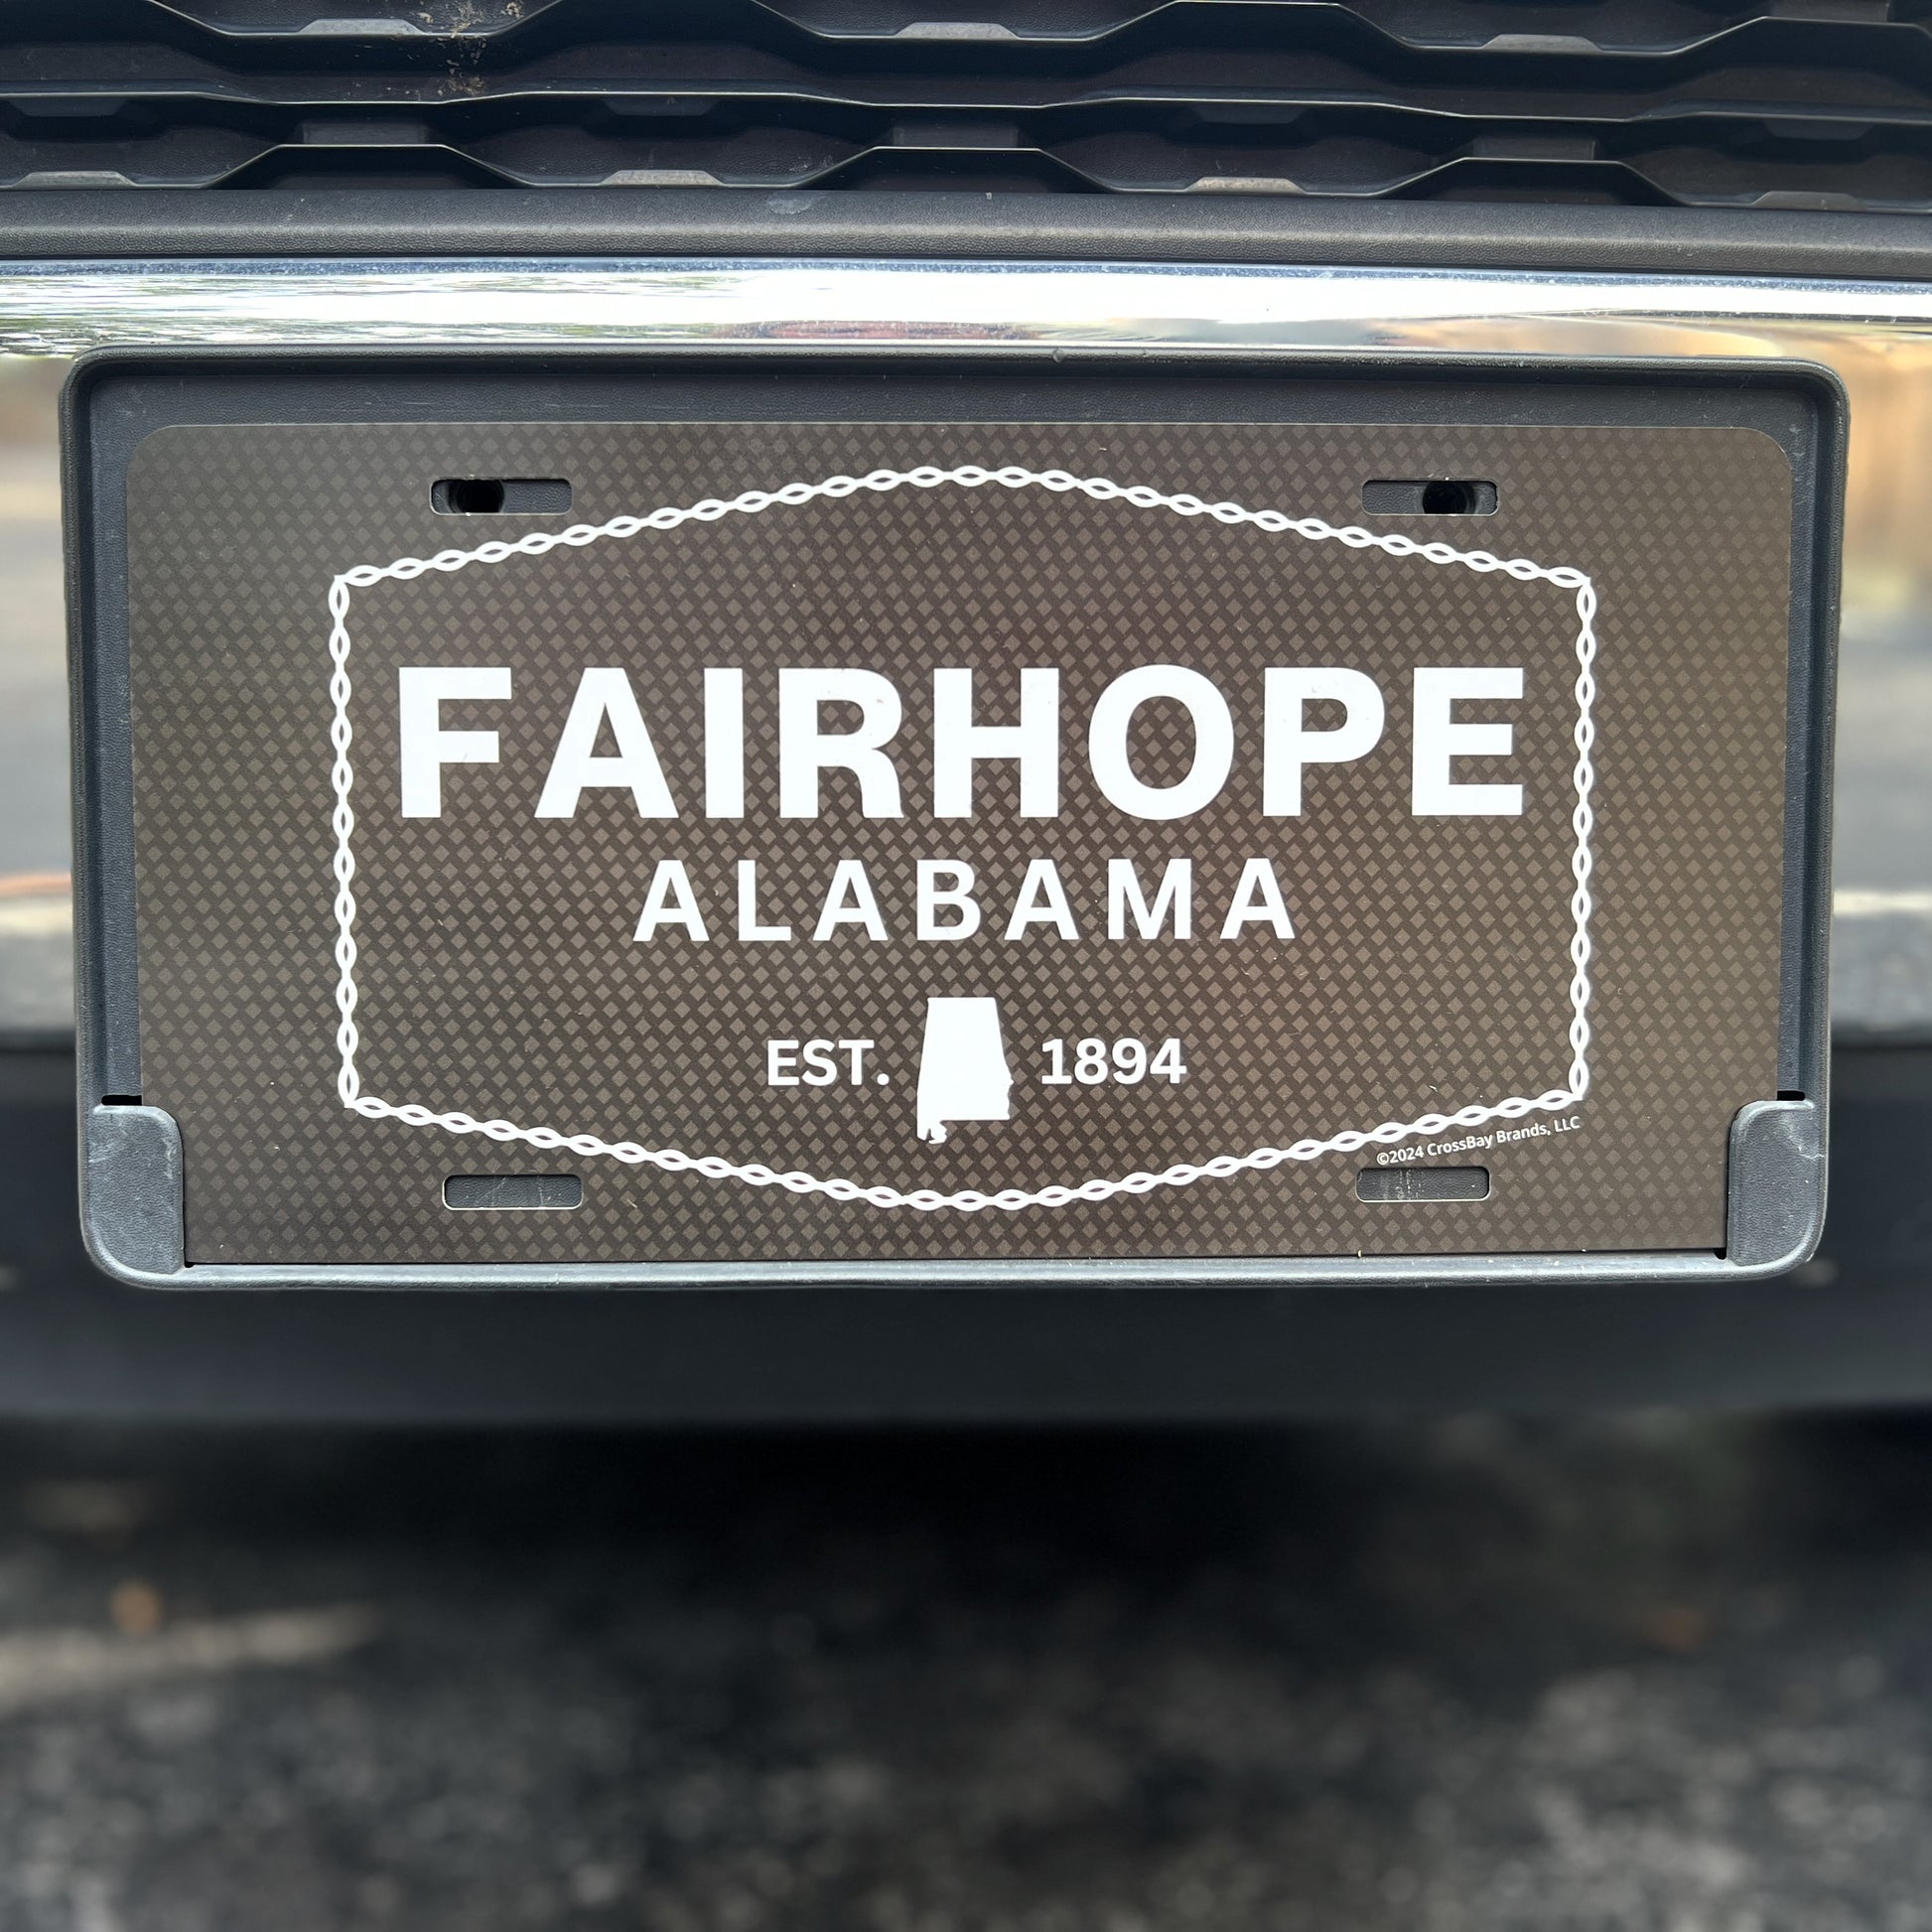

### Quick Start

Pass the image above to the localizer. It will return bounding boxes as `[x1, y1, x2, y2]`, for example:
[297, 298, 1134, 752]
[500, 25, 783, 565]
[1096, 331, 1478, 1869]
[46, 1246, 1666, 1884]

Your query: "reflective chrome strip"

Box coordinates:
[0, 256, 1930, 354]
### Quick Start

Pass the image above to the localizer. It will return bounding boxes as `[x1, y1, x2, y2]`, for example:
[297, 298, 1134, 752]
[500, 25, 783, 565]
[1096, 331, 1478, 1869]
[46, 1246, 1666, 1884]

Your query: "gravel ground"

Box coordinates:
[0, 1417, 1929, 1932]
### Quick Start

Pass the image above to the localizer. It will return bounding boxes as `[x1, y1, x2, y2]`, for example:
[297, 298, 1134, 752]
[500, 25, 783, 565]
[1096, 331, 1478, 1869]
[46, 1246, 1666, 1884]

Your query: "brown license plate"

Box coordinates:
[67, 358, 1838, 1286]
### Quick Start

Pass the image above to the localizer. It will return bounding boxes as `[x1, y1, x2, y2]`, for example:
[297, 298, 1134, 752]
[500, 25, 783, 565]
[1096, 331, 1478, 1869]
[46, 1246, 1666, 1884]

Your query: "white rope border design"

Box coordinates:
[329, 463, 1597, 1214]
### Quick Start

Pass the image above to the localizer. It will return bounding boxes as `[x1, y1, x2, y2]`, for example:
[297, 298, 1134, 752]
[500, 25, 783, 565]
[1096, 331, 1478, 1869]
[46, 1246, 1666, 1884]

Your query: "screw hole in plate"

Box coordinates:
[431, 478, 572, 516]
[1361, 479, 1498, 516]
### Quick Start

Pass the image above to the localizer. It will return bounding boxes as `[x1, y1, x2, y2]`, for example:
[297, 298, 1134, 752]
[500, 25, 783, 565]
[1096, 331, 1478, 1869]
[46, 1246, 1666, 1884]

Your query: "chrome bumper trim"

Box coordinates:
[2, 255, 1932, 356]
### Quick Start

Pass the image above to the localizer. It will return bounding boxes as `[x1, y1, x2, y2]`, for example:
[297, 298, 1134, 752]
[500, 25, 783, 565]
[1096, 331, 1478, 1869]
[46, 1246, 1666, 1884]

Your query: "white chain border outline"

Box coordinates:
[329, 463, 1597, 1214]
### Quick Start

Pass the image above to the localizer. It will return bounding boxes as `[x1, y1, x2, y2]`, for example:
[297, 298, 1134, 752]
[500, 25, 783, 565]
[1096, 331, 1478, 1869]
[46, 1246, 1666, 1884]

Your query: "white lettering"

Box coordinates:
[1412, 667, 1524, 816]
[1004, 858, 1079, 941]
[1087, 665, 1235, 822]
[535, 667, 676, 819]
[813, 858, 889, 941]
[397, 665, 509, 818]
[1263, 667, 1386, 816]
[632, 860, 709, 941]
[1107, 858, 1192, 940]
[736, 859, 791, 942]
[779, 670, 903, 818]
[916, 861, 982, 941]
[704, 667, 745, 818]
[931, 667, 1060, 818]
[1219, 858, 1297, 939]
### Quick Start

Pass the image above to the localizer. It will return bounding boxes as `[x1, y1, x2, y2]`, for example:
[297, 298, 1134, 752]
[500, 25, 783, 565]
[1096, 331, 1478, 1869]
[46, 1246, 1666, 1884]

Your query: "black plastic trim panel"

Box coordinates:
[0, 1046, 1923, 1420]
[7, 189, 1932, 280]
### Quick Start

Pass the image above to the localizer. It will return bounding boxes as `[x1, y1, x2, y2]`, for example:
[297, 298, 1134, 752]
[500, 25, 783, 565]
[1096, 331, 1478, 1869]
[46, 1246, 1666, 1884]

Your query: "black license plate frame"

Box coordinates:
[66, 350, 1842, 1289]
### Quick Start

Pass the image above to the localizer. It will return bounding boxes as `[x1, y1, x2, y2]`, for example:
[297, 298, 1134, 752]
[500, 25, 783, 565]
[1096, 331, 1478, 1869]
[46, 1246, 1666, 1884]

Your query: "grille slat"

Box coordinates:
[11, 0, 1932, 210]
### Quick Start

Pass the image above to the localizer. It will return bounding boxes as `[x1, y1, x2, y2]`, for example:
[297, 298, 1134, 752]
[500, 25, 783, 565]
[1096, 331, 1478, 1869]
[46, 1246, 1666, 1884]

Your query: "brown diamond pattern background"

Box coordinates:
[122, 416, 1794, 1267]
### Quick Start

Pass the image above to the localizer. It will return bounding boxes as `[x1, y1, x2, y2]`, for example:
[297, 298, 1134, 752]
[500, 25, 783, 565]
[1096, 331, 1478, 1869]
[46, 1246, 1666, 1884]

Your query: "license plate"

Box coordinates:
[68, 359, 1838, 1286]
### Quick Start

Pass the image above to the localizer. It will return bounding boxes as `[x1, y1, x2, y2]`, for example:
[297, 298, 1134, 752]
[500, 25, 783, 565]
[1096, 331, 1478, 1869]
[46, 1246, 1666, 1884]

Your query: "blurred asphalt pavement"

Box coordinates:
[0, 1417, 1930, 1932]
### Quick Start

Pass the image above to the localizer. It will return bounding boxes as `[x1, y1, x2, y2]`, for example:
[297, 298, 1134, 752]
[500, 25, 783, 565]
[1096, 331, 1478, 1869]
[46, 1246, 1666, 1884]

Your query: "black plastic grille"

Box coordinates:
[9, 0, 1932, 209]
